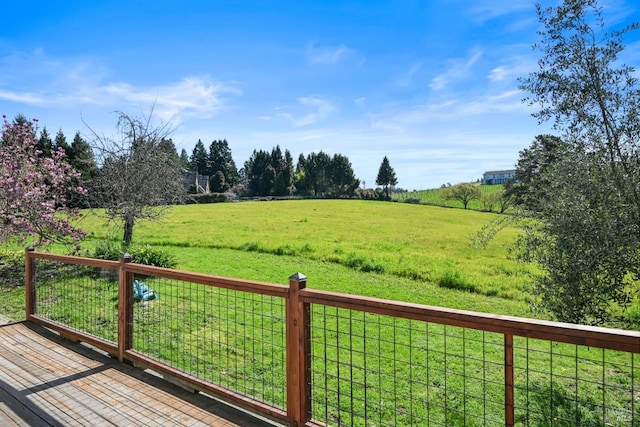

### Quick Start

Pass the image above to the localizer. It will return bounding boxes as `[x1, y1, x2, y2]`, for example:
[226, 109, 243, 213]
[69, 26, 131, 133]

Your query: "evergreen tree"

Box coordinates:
[244, 149, 272, 196]
[158, 138, 180, 165]
[54, 130, 71, 154]
[69, 132, 97, 180]
[375, 156, 398, 200]
[179, 149, 189, 169]
[208, 139, 239, 189]
[189, 139, 208, 174]
[330, 154, 360, 198]
[37, 127, 53, 158]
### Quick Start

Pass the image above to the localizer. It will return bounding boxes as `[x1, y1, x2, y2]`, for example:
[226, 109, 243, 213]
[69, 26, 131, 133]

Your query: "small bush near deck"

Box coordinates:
[92, 241, 177, 269]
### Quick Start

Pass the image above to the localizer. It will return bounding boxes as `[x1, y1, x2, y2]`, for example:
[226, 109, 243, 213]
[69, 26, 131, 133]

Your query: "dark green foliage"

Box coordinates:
[69, 132, 97, 180]
[505, 134, 568, 211]
[92, 240, 177, 268]
[516, 0, 640, 325]
[185, 192, 236, 204]
[295, 151, 359, 197]
[133, 244, 177, 268]
[375, 156, 398, 200]
[207, 139, 239, 188]
[189, 140, 208, 175]
[54, 130, 71, 154]
[244, 146, 295, 197]
[37, 127, 53, 157]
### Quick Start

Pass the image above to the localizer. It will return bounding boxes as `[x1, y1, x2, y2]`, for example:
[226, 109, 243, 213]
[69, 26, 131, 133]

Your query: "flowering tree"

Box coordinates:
[0, 116, 86, 248]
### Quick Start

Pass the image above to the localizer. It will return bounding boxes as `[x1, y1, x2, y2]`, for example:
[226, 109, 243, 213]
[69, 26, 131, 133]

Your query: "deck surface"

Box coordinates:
[0, 322, 277, 426]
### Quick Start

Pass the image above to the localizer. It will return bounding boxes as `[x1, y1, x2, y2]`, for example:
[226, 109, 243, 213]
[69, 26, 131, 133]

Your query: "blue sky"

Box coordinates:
[1, 1, 638, 189]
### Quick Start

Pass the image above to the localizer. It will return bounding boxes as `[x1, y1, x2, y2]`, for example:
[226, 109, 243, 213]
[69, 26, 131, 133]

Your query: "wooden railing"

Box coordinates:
[25, 249, 640, 426]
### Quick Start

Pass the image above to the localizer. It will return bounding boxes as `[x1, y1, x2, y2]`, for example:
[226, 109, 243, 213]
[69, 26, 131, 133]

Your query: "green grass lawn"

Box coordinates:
[78, 199, 532, 302]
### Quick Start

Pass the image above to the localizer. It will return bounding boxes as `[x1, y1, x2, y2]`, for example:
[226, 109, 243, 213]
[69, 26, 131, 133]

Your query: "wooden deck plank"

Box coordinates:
[0, 322, 279, 427]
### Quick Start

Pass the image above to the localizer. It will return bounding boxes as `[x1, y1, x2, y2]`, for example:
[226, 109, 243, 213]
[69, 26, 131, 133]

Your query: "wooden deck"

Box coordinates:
[0, 322, 279, 427]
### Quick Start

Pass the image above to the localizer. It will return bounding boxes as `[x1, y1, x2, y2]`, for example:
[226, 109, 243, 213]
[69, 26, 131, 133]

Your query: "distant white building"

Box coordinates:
[482, 170, 516, 185]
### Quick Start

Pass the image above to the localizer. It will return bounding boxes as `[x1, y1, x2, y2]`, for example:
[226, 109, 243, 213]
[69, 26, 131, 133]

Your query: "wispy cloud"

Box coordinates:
[276, 96, 337, 126]
[0, 50, 240, 121]
[467, 0, 532, 22]
[430, 49, 482, 91]
[488, 55, 537, 82]
[370, 90, 526, 131]
[307, 42, 356, 65]
[395, 62, 423, 88]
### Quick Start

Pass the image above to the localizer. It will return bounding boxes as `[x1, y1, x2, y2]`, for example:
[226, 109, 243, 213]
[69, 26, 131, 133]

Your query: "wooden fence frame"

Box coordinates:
[25, 248, 640, 426]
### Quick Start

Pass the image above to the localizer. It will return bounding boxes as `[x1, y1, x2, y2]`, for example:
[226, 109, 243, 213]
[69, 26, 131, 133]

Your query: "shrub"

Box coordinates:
[185, 192, 237, 204]
[93, 239, 122, 261]
[92, 241, 177, 269]
[132, 244, 177, 268]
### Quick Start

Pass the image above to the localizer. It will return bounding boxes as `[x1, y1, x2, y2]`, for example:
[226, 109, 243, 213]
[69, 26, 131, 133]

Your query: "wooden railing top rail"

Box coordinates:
[301, 288, 640, 353]
[26, 250, 118, 270]
[124, 262, 290, 298]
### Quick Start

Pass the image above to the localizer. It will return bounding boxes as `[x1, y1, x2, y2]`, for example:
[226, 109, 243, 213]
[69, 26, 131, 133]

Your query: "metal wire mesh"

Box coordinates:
[33, 258, 119, 343]
[130, 274, 287, 410]
[513, 337, 639, 426]
[310, 305, 506, 426]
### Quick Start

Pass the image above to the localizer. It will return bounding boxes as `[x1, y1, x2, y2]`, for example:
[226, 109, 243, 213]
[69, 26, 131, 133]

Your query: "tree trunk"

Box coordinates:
[123, 214, 134, 247]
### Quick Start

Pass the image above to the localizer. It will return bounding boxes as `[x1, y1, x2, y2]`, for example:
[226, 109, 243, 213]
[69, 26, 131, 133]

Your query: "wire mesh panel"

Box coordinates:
[131, 274, 287, 410]
[33, 258, 119, 343]
[310, 305, 505, 426]
[513, 337, 639, 426]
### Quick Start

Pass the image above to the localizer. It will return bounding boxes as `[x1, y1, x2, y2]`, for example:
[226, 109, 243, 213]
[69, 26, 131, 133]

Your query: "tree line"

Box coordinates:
[17, 118, 400, 202]
[0, 111, 398, 246]
[185, 139, 398, 199]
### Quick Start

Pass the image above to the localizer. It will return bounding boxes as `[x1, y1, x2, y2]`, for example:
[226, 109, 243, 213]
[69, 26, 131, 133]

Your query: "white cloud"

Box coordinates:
[430, 49, 483, 91]
[0, 50, 240, 121]
[468, 0, 532, 22]
[307, 42, 356, 65]
[488, 55, 538, 82]
[276, 96, 337, 127]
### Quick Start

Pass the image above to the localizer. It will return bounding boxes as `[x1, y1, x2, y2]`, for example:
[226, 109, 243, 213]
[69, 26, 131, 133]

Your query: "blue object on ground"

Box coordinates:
[133, 279, 158, 301]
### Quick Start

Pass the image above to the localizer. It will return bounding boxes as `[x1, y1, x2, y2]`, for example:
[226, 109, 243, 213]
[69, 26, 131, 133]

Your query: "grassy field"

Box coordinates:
[393, 184, 505, 211]
[78, 199, 531, 301]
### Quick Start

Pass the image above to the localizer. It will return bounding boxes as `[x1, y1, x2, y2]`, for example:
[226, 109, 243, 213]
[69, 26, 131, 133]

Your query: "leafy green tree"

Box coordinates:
[244, 149, 272, 196]
[516, 0, 640, 324]
[441, 183, 482, 209]
[376, 156, 398, 200]
[301, 151, 332, 196]
[330, 154, 360, 198]
[210, 170, 229, 193]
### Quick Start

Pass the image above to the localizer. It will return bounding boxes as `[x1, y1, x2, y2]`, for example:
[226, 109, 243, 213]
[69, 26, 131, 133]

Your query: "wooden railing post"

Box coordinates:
[505, 334, 514, 427]
[118, 253, 133, 363]
[25, 247, 36, 320]
[287, 273, 311, 426]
